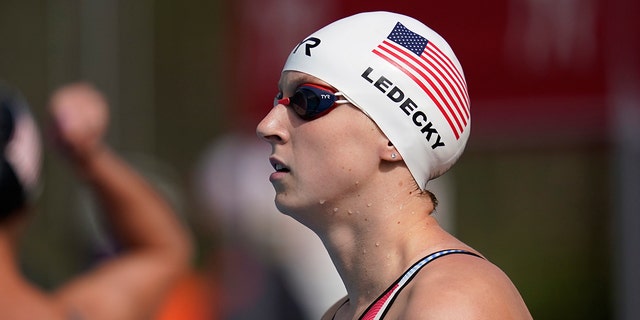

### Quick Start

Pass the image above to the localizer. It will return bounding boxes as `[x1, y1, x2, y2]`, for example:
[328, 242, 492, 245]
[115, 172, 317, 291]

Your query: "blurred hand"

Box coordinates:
[48, 83, 109, 162]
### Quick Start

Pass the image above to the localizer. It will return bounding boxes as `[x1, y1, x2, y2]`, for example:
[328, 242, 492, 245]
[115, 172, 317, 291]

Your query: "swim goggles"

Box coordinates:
[274, 83, 351, 120]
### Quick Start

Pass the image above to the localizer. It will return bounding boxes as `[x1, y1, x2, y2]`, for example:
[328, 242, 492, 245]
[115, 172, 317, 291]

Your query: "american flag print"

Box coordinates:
[372, 22, 470, 140]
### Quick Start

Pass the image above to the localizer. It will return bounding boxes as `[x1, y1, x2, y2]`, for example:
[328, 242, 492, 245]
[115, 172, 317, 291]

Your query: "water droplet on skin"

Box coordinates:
[319, 200, 326, 205]
[362, 249, 367, 254]
[367, 203, 372, 207]
[375, 242, 380, 247]
[347, 210, 353, 215]
[333, 207, 339, 212]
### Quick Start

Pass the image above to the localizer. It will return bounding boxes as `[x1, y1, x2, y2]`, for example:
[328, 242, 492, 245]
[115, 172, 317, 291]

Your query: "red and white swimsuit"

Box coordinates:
[334, 249, 482, 320]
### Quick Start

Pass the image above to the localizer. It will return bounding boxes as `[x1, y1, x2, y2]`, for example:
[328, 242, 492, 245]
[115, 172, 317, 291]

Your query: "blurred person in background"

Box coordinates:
[0, 81, 192, 320]
[256, 12, 532, 319]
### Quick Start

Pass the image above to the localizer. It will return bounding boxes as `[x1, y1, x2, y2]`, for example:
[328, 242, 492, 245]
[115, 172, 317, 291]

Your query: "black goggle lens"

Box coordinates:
[274, 84, 340, 120]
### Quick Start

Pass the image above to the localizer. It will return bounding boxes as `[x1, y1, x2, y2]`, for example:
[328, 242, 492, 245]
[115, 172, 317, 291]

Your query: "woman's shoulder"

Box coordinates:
[398, 252, 532, 319]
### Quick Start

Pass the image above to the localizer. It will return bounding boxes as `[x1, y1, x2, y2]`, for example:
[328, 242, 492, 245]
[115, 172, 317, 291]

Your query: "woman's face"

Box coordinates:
[256, 71, 385, 221]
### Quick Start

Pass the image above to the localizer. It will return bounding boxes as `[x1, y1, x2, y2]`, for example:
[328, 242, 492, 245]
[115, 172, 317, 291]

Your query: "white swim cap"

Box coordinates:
[283, 11, 470, 189]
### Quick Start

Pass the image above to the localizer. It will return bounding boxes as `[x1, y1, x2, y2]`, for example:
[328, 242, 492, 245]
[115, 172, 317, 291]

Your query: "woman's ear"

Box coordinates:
[380, 140, 403, 161]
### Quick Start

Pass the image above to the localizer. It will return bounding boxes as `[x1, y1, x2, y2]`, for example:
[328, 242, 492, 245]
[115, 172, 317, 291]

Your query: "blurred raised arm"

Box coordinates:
[49, 83, 193, 320]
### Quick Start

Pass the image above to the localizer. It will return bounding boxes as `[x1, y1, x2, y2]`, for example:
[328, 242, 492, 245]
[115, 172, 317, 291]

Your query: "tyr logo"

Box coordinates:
[293, 37, 321, 56]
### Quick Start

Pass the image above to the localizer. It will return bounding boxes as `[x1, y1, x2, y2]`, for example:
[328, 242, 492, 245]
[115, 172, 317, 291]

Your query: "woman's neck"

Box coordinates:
[0, 231, 23, 282]
[0, 210, 29, 281]
[317, 194, 452, 315]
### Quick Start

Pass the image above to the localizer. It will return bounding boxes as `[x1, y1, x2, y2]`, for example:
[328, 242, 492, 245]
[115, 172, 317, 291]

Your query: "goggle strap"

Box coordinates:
[334, 92, 350, 105]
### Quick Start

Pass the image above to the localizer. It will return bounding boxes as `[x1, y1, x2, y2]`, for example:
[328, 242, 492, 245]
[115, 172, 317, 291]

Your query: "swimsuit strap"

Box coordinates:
[359, 249, 482, 320]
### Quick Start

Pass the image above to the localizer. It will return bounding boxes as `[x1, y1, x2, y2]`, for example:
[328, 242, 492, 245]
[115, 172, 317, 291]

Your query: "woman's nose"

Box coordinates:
[256, 105, 289, 144]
